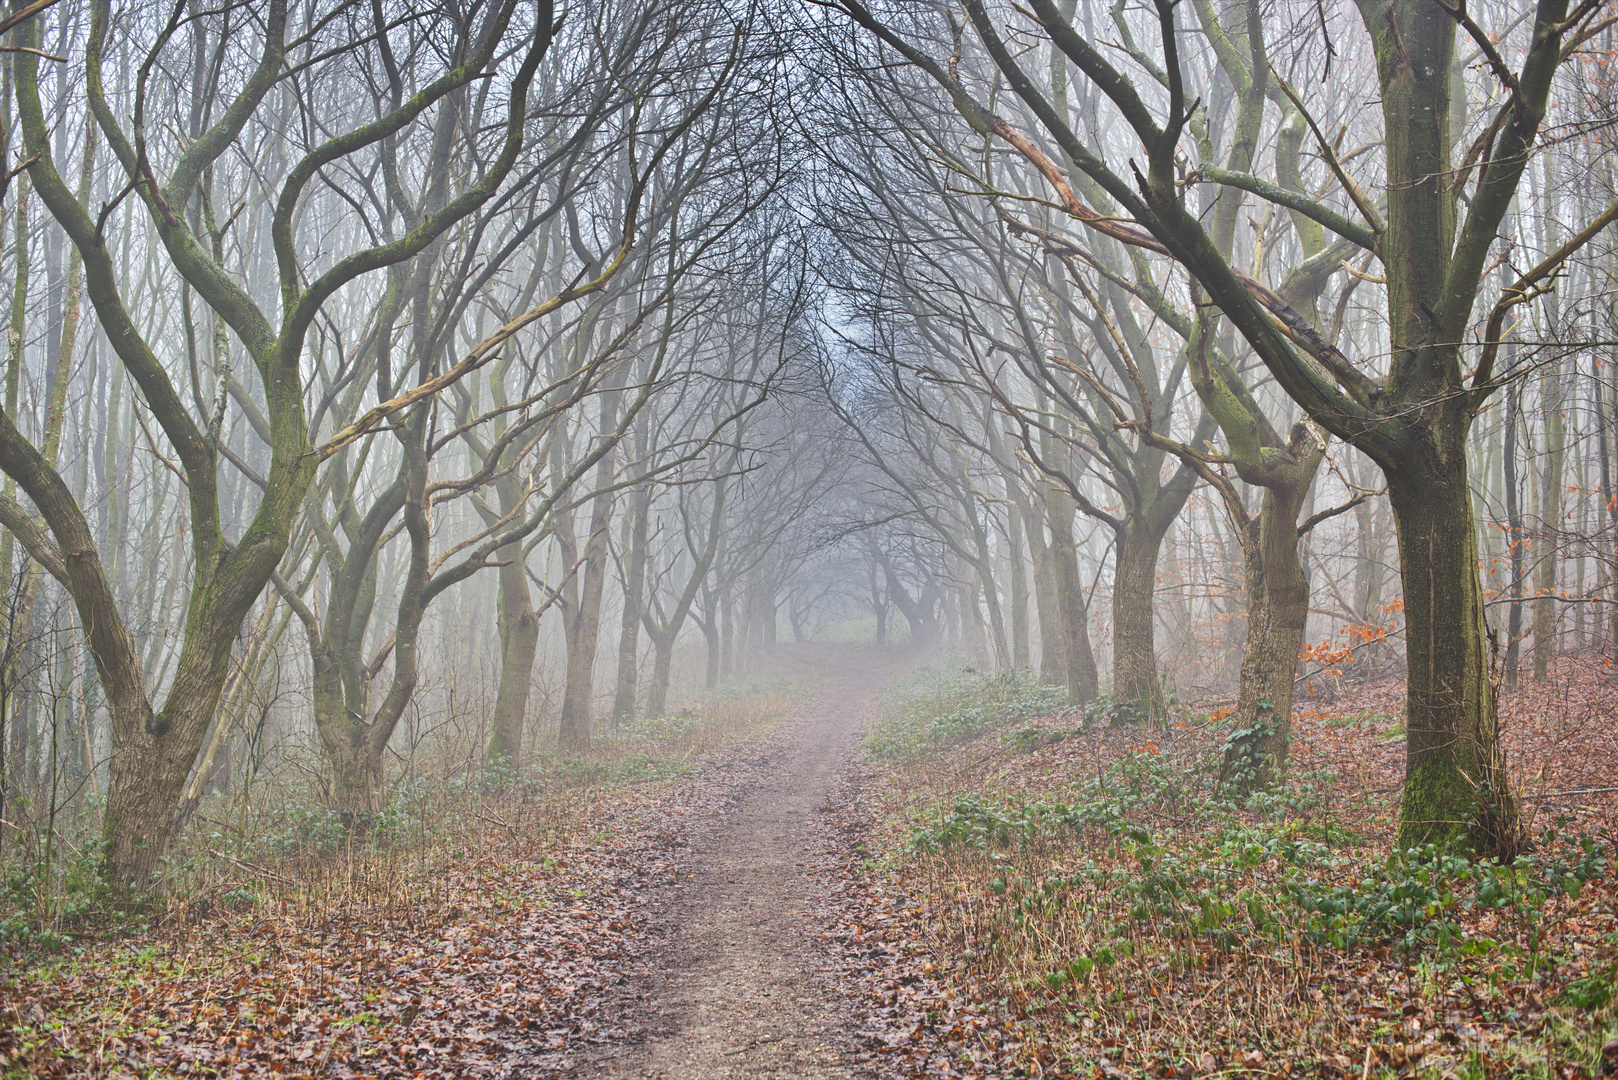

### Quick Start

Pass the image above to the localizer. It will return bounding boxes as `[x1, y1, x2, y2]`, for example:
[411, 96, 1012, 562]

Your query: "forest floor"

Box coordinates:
[818, 655, 1618, 1079]
[0, 643, 911, 1079]
[4, 646, 1618, 1079]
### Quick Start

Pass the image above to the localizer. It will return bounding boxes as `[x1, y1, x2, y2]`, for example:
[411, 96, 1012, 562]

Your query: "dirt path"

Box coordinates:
[558, 652, 893, 1079]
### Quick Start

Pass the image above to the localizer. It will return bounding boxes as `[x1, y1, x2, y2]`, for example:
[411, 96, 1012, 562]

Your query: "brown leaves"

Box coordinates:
[1, 821, 668, 1077]
[815, 660, 1618, 1080]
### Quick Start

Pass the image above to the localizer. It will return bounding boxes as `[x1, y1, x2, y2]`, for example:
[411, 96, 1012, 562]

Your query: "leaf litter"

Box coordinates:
[7, 653, 1618, 1078]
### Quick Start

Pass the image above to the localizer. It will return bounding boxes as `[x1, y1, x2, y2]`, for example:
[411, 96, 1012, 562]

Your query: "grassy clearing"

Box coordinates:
[851, 670, 1618, 1078]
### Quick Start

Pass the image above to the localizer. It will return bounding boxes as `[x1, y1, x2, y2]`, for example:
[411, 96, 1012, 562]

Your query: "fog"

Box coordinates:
[3, 0, 1617, 1072]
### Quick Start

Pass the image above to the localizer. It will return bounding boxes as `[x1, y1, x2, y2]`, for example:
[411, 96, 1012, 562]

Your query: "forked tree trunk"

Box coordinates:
[320, 714, 384, 821]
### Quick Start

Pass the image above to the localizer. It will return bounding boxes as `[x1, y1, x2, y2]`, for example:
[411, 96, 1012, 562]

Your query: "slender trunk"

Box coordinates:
[720, 588, 734, 677]
[0, 180, 28, 799]
[0, 180, 29, 606]
[557, 388, 620, 751]
[1007, 507, 1030, 668]
[1602, 370, 1618, 674]
[1353, 491, 1386, 623]
[960, 569, 989, 666]
[485, 552, 539, 771]
[1047, 493, 1097, 704]
[1026, 509, 1067, 684]
[644, 633, 675, 720]
[1534, 362, 1566, 680]
[610, 484, 650, 722]
[557, 484, 614, 751]
[1504, 387, 1524, 688]
[761, 587, 777, 646]
[702, 595, 720, 688]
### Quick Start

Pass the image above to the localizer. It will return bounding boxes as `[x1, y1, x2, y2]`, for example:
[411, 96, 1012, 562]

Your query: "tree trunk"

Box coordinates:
[1534, 361, 1566, 680]
[1047, 495, 1098, 704]
[610, 485, 650, 722]
[960, 571, 989, 666]
[1007, 506, 1030, 668]
[1601, 369, 1618, 675]
[1111, 521, 1165, 723]
[485, 553, 539, 771]
[557, 459, 617, 752]
[1026, 509, 1066, 685]
[1504, 386, 1524, 689]
[702, 596, 721, 688]
[720, 589, 735, 677]
[1221, 484, 1310, 792]
[1388, 452, 1515, 852]
[644, 633, 675, 720]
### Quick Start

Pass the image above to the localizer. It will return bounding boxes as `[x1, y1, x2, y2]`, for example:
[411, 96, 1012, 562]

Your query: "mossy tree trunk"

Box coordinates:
[1110, 520, 1166, 723]
[1221, 480, 1314, 791]
[1387, 442, 1512, 850]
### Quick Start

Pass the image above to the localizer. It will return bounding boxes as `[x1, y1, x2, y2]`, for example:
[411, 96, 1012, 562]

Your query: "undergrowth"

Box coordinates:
[0, 681, 801, 957]
[855, 675, 1618, 1078]
[864, 666, 1067, 761]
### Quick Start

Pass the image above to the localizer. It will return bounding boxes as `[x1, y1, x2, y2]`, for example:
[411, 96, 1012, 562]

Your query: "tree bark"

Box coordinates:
[485, 551, 539, 771]
[1221, 483, 1311, 791]
[1046, 490, 1098, 704]
[610, 483, 650, 722]
[1007, 505, 1030, 668]
[1388, 447, 1514, 851]
[1111, 521, 1166, 723]
[1504, 386, 1524, 688]
[1534, 360, 1565, 680]
[557, 479, 616, 751]
[643, 634, 676, 720]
